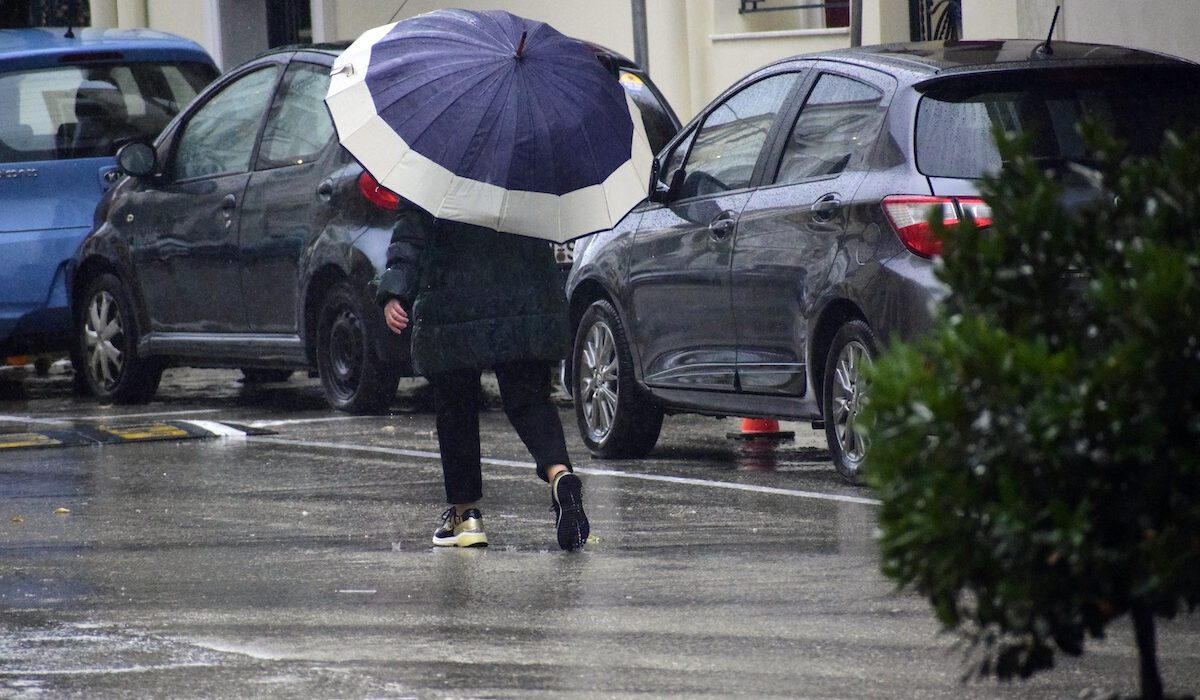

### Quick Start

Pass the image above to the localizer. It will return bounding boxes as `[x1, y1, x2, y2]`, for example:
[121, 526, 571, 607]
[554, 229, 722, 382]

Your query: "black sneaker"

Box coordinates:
[432, 507, 488, 548]
[551, 473, 589, 551]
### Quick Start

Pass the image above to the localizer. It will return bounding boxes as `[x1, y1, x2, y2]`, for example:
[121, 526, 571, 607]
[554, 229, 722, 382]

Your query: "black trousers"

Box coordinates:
[428, 360, 573, 505]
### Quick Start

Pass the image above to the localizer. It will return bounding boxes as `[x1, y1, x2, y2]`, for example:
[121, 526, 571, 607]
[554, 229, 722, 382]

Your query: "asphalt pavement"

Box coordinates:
[2, 363, 1198, 699]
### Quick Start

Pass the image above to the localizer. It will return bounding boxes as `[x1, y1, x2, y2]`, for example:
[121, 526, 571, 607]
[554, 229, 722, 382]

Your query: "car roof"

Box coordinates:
[242, 41, 346, 65]
[0, 26, 215, 70]
[774, 39, 1196, 80]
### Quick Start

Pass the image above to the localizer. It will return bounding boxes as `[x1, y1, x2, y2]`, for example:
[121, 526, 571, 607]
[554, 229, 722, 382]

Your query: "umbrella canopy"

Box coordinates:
[325, 9, 655, 243]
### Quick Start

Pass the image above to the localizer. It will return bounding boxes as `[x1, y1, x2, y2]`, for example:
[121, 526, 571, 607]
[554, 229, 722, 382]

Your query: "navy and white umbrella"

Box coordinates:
[325, 9, 654, 243]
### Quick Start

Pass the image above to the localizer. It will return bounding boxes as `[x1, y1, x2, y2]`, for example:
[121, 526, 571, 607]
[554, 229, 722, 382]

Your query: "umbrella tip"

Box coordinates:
[514, 31, 527, 59]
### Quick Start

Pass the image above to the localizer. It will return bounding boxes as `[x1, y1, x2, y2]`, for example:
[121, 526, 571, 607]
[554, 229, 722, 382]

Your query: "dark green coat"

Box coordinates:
[374, 207, 569, 376]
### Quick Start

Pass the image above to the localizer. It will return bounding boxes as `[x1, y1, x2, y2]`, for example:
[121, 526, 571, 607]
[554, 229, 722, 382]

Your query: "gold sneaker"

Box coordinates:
[432, 507, 488, 548]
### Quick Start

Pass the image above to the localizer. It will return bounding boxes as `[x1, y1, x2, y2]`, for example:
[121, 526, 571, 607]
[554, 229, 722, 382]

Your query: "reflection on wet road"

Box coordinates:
[2, 364, 1198, 698]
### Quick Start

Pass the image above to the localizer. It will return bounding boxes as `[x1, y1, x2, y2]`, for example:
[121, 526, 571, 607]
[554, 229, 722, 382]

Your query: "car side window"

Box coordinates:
[257, 61, 335, 170]
[175, 65, 280, 180]
[775, 73, 885, 184]
[673, 72, 799, 198]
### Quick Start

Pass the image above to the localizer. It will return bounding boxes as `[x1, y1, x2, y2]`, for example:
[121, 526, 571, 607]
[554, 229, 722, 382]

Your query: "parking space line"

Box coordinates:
[0, 415, 73, 426]
[251, 437, 882, 506]
[248, 416, 361, 428]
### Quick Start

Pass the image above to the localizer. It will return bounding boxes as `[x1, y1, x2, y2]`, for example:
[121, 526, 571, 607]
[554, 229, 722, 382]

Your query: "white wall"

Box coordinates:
[330, 0, 636, 57]
[319, 0, 911, 121]
[1057, 0, 1200, 63]
[962, 0, 1200, 64]
[146, 1, 216, 62]
[93, 0, 1200, 123]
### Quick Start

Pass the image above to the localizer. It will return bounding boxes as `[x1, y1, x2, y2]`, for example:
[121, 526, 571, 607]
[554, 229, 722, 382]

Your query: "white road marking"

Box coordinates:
[179, 420, 248, 439]
[248, 416, 361, 428]
[250, 437, 882, 506]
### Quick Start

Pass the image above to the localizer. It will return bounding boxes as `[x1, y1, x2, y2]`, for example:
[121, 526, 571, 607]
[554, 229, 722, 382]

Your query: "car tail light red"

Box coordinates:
[357, 170, 401, 210]
[881, 195, 992, 258]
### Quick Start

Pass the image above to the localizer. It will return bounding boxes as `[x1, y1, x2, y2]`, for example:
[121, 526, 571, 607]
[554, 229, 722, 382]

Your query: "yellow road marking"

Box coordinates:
[0, 432, 63, 448]
[95, 423, 190, 440]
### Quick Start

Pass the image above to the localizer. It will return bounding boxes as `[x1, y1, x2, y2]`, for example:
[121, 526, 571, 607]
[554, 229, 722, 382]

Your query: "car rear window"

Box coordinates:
[618, 69, 678, 154]
[0, 61, 216, 163]
[915, 65, 1200, 179]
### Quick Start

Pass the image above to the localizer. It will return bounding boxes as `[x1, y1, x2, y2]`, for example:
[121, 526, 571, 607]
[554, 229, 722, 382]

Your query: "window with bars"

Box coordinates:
[739, 0, 850, 28]
[0, 0, 89, 28]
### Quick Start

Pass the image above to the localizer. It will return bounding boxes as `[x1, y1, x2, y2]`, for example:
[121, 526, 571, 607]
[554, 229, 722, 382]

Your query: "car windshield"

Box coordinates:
[915, 65, 1200, 179]
[0, 61, 215, 163]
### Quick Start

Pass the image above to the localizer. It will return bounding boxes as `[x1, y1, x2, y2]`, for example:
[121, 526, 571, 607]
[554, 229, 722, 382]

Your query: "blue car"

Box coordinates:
[0, 26, 217, 364]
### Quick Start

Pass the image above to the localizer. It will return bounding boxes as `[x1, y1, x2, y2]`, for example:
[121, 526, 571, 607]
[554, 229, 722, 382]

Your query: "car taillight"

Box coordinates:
[357, 170, 401, 210]
[881, 195, 992, 258]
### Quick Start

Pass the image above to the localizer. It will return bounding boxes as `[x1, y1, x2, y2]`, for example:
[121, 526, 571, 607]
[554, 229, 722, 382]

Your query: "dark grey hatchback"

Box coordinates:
[565, 40, 1200, 480]
[70, 42, 679, 414]
[70, 44, 408, 413]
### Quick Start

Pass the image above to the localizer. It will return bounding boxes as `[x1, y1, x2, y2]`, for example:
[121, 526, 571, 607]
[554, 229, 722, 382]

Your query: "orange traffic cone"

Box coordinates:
[726, 417, 795, 441]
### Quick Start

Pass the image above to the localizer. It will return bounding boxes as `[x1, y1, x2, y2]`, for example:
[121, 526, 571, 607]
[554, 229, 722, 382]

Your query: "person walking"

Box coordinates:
[375, 204, 589, 551]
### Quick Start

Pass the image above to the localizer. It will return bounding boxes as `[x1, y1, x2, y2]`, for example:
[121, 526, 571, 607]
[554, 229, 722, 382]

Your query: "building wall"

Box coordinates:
[964, 0, 1200, 64]
[1057, 0, 1199, 63]
[146, 3, 209, 48]
[90, 0, 1200, 121]
[326, 0, 634, 55]
[93, 0, 215, 63]
[103, 0, 915, 121]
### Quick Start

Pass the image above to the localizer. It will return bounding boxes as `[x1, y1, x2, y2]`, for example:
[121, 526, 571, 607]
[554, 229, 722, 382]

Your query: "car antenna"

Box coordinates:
[1034, 6, 1061, 57]
[64, 0, 78, 38]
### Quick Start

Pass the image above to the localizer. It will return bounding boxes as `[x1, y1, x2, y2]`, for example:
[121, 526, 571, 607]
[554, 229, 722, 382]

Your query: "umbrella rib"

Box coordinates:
[533, 55, 631, 191]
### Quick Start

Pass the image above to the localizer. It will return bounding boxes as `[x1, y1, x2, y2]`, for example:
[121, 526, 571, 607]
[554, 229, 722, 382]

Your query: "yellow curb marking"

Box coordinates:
[95, 423, 190, 440]
[0, 432, 63, 448]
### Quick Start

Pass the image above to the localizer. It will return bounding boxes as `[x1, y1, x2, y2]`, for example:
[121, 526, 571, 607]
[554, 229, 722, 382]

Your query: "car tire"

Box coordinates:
[572, 299, 663, 458]
[76, 273, 162, 404]
[822, 319, 877, 483]
[315, 280, 400, 414]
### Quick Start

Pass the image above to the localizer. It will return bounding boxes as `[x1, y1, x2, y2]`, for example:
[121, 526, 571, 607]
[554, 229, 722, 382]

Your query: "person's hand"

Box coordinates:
[384, 298, 409, 334]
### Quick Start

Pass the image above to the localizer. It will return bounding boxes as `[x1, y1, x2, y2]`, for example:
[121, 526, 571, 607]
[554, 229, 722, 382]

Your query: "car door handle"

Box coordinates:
[317, 179, 334, 199]
[221, 193, 237, 214]
[708, 212, 736, 240]
[811, 193, 841, 221]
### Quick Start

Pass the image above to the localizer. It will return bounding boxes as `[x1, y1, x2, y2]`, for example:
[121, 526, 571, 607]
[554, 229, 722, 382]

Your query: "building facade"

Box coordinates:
[81, 0, 1195, 122]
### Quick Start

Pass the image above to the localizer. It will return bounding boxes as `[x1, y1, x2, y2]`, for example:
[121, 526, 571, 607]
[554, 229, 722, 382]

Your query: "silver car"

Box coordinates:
[564, 39, 1200, 481]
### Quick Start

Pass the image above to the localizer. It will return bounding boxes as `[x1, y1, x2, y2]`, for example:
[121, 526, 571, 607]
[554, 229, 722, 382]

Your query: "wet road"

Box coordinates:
[2, 364, 1198, 699]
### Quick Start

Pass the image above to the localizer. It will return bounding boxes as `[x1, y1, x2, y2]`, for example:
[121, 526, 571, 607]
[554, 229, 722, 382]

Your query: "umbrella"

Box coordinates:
[324, 9, 655, 243]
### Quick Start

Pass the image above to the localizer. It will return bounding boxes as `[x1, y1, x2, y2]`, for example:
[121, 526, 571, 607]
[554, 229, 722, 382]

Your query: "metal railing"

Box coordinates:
[739, 0, 850, 13]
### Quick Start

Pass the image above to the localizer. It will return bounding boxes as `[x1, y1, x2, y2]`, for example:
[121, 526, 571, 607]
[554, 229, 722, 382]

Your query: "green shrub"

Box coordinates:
[863, 123, 1200, 700]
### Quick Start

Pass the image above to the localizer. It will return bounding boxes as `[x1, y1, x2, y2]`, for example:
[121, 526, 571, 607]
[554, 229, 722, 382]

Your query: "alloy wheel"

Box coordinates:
[579, 319, 619, 442]
[830, 338, 871, 465]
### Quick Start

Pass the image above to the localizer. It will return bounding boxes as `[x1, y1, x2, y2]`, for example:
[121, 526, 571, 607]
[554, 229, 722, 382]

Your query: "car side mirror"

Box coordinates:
[115, 141, 157, 178]
[649, 167, 684, 203]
